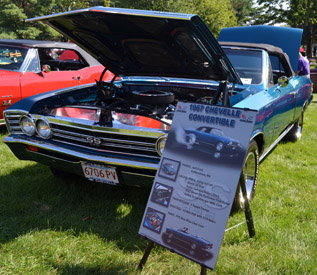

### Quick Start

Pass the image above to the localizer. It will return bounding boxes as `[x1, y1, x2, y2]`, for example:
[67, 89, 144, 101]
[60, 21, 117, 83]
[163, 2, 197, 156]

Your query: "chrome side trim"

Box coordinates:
[259, 123, 294, 163]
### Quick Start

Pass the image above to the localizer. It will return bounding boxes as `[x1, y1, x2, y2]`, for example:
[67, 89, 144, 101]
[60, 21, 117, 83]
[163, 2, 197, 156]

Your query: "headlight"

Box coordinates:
[36, 118, 52, 139]
[156, 135, 167, 156]
[20, 116, 35, 136]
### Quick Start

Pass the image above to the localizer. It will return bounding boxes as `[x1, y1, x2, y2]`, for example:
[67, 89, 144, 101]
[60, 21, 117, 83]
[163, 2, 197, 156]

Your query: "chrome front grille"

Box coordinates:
[50, 122, 162, 159]
[4, 111, 24, 134]
[4, 110, 164, 160]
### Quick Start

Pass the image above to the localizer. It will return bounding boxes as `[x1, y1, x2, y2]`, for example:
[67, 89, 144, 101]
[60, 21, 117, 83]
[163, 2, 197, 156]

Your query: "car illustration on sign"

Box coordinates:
[3, 7, 312, 212]
[173, 126, 242, 159]
[161, 162, 176, 175]
[162, 227, 213, 261]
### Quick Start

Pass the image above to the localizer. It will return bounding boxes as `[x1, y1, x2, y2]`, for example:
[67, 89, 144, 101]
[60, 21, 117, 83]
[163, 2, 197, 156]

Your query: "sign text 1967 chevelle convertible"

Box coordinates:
[3, 7, 312, 211]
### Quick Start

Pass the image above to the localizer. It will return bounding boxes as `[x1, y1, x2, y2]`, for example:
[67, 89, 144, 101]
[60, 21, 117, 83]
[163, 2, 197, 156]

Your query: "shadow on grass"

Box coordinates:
[54, 263, 124, 275]
[0, 160, 152, 252]
[0, 126, 8, 135]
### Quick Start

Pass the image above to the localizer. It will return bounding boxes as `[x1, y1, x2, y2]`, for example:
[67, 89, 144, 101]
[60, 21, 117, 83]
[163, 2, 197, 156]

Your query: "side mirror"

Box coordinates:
[277, 76, 289, 88]
[42, 64, 51, 73]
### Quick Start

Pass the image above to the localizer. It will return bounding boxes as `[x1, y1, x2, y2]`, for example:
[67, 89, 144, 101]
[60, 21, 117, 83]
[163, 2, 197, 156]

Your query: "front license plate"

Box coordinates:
[81, 162, 119, 185]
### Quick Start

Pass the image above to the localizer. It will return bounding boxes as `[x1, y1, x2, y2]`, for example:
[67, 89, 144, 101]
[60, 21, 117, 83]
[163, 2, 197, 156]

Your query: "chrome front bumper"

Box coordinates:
[3, 135, 158, 186]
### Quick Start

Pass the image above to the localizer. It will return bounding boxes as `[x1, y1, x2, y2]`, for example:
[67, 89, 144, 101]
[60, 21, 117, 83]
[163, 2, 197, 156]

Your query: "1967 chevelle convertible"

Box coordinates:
[3, 7, 312, 210]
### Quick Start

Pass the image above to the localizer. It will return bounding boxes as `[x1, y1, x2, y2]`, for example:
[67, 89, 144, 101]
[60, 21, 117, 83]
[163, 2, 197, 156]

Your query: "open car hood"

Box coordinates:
[26, 7, 241, 84]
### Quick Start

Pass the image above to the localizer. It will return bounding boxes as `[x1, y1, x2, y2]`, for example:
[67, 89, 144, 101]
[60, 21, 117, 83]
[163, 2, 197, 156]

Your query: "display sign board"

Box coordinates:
[139, 102, 257, 269]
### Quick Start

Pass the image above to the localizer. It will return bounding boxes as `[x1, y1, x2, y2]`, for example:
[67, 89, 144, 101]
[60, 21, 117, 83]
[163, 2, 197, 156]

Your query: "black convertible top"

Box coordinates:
[219, 41, 284, 55]
[0, 39, 101, 66]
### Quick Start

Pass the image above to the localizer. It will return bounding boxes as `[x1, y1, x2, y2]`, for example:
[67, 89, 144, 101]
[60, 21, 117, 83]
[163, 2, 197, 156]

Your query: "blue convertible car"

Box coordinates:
[3, 7, 312, 211]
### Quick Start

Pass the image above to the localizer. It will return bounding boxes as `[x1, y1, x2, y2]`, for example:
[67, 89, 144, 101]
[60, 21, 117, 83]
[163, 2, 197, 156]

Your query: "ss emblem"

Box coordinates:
[86, 136, 102, 146]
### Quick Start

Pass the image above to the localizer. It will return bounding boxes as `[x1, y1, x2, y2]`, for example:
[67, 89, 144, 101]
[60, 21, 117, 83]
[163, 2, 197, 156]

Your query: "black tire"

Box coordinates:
[283, 113, 304, 142]
[132, 90, 175, 105]
[231, 140, 259, 213]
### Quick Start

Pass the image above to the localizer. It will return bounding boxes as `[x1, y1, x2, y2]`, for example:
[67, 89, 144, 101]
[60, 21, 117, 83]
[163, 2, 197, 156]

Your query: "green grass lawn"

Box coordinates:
[1, 97, 316, 274]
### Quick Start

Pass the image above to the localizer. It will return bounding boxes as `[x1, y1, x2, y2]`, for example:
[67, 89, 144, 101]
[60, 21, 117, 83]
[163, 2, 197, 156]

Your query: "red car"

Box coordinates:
[0, 39, 113, 125]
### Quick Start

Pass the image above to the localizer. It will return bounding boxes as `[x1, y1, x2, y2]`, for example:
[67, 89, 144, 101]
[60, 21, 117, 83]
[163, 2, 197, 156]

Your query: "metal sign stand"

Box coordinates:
[138, 80, 255, 273]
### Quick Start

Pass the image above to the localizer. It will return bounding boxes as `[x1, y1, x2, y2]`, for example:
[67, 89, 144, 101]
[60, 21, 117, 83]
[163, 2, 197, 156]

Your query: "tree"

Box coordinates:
[230, 0, 256, 25]
[113, 0, 238, 36]
[287, 0, 316, 58]
[251, 0, 289, 25]
[0, 1, 40, 39]
[0, 0, 110, 40]
[251, 0, 316, 58]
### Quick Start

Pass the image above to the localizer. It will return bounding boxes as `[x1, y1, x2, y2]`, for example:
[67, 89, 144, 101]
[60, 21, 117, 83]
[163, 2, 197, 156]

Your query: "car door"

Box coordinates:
[0, 45, 29, 122]
[290, 76, 311, 120]
[20, 70, 83, 98]
[270, 81, 296, 139]
[53, 48, 109, 85]
[20, 48, 83, 98]
[268, 54, 296, 139]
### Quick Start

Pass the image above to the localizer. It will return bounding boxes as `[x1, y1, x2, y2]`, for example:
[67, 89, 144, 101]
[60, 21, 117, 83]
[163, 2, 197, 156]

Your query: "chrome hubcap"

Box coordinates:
[242, 151, 257, 199]
[296, 114, 303, 139]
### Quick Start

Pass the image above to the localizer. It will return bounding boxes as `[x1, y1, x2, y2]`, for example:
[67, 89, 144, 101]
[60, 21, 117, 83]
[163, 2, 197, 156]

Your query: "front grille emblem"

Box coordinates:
[86, 136, 102, 147]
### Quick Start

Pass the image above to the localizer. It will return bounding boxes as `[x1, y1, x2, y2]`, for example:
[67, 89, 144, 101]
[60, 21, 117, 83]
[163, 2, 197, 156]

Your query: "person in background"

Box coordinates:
[296, 48, 310, 78]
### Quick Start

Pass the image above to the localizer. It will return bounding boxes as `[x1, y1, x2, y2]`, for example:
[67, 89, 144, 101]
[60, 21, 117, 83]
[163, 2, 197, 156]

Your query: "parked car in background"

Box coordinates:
[0, 39, 113, 125]
[3, 7, 312, 211]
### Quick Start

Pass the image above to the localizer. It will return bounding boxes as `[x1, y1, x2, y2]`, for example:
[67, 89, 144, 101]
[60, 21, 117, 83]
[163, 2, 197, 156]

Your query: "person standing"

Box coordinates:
[296, 51, 310, 78]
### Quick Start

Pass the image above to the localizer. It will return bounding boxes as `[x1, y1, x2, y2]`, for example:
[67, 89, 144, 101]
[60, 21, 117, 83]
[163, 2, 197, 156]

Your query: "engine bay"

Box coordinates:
[37, 73, 222, 129]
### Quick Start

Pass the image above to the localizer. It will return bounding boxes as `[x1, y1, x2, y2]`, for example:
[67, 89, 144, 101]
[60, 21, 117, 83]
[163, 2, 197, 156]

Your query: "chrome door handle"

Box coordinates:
[290, 91, 297, 98]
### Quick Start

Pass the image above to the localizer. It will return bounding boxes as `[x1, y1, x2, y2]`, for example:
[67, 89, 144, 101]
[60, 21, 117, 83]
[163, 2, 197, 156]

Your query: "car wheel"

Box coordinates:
[213, 152, 221, 158]
[215, 141, 224, 151]
[283, 113, 303, 142]
[231, 140, 259, 213]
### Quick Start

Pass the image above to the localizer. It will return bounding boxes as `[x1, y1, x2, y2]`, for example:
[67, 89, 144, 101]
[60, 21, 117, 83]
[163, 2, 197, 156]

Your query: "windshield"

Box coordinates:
[222, 48, 263, 84]
[0, 45, 28, 71]
[197, 127, 224, 136]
